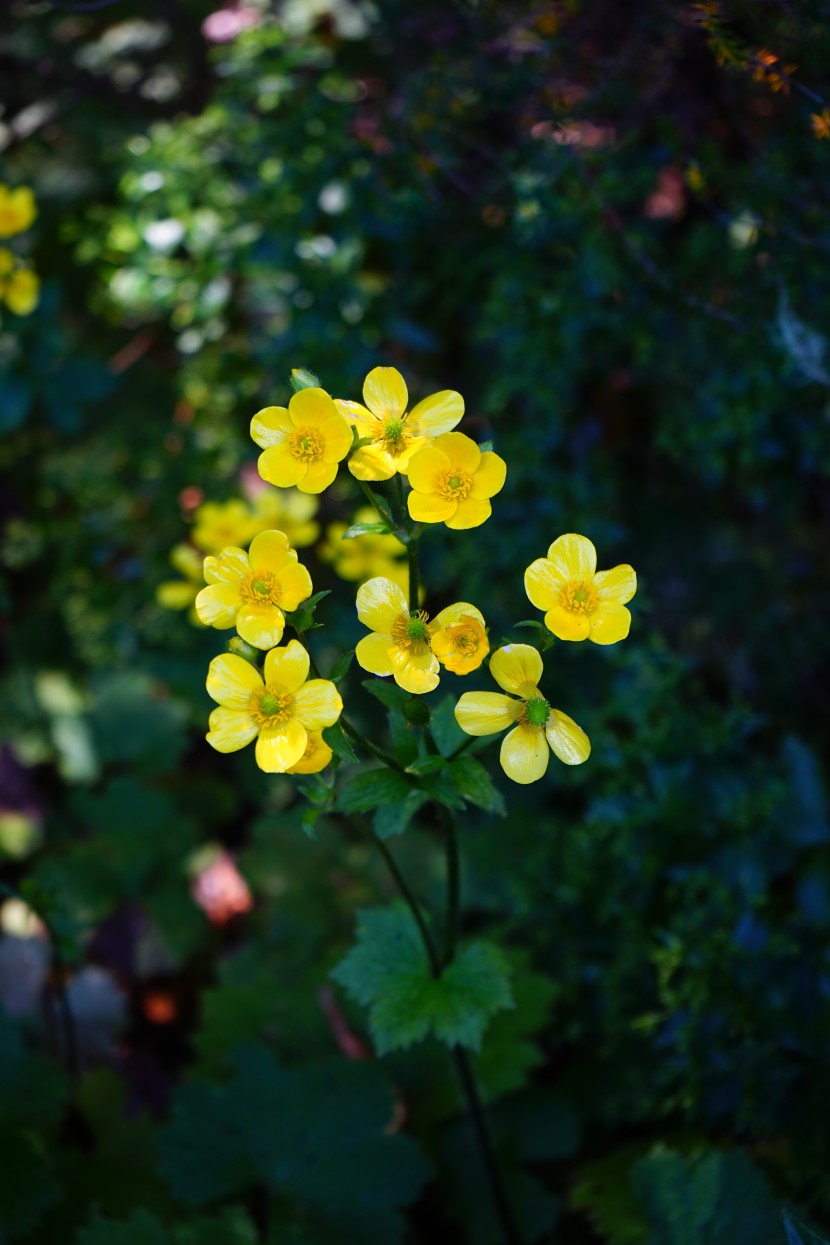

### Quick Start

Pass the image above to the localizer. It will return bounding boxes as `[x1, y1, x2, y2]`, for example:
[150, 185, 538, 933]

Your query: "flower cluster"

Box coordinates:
[0, 185, 39, 318]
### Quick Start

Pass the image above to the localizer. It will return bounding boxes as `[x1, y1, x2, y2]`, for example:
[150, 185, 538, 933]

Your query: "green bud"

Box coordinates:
[227, 636, 260, 665]
[290, 367, 321, 393]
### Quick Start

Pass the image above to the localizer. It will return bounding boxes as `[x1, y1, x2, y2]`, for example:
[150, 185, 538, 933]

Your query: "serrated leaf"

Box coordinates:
[285, 589, 331, 632]
[322, 721, 358, 763]
[363, 679, 431, 725]
[389, 712, 419, 767]
[338, 768, 413, 815]
[451, 755, 505, 816]
[332, 904, 512, 1053]
[430, 696, 466, 757]
[374, 790, 430, 839]
[406, 755, 448, 776]
[329, 649, 355, 684]
[343, 520, 393, 538]
[418, 771, 467, 810]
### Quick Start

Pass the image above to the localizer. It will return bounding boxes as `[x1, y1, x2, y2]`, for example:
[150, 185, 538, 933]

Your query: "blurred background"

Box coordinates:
[2, 1, 830, 1241]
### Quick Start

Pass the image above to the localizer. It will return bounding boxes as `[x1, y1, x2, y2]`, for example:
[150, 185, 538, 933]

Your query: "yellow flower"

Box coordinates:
[0, 250, 39, 317]
[287, 730, 333, 774]
[192, 500, 260, 554]
[524, 533, 636, 644]
[355, 577, 485, 694]
[407, 432, 506, 528]
[336, 365, 464, 481]
[454, 644, 590, 784]
[251, 387, 352, 494]
[156, 543, 205, 623]
[206, 641, 343, 772]
[811, 108, 830, 139]
[429, 604, 489, 674]
[0, 186, 37, 239]
[319, 506, 408, 585]
[250, 486, 320, 548]
[195, 530, 312, 650]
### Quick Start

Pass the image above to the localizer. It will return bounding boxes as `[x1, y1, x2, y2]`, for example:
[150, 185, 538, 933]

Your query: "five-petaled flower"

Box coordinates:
[195, 529, 312, 649]
[455, 644, 590, 784]
[0, 186, 36, 238]
[251, 387, 353, 493]
[429, 604, 489, 674]
[407, 431, 506, 529]
[355, 576, 486, 694]
[524, 533, 636, 644]
[337, 366, 464, 481]
[206, 640, 343, 772]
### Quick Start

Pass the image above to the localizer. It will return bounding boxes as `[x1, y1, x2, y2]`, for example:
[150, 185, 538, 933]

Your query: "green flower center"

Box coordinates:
[523, 696, 550, 727]
[438, 468, 472, 500]
[376, 416, 409, 456]
[251, 686, 293, 725]
[406, 616, 429, 641]
[390, 609, 432, 653]
[559, 578, 600, 615]
[240, 571, 282, 606]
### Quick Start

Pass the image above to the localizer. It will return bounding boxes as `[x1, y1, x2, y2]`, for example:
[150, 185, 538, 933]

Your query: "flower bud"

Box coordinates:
[227, 636, 260, 665]
[289, 368, 321, 393]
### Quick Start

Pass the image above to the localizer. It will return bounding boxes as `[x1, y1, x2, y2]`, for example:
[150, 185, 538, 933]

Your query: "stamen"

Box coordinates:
[559, 579, 600, 615]
[437, 469, 473, 500]
[288, 426, 324, 462]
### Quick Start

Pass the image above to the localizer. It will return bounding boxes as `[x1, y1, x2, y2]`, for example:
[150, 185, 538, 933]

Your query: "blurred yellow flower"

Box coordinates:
[287, 730, 333, 774]
[337, 366, 464, 481]
[455, 644, 590, 784]
[192, 499, 260, 554]
[0, 250, 39, 316]
[195, 530, 312, 649]
[155, 543, 205, 624]
[811, 108, 830, 139]
[524, 533, 636, 644]
[0, 186, 37, 238]
[430, 603, 489, 674]
[250, 486, 320, 547]
[206, 640, 342, 772]
[251, 387, 352, 493]
[407, 431, 506, 529]
[319, 507, 408, 591]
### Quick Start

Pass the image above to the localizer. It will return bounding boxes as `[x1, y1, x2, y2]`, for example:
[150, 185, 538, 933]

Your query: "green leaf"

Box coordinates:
[337, 768, 413, 815]
[374, 790, 430, 839]
[430, 696, 466, 757]
[451, 755, 506, 816]
[301, 806, 320, 839]
[76, 1209, 167, 1245]
[343, 520, 393, 538]
[418, 770, 467, 810]
[363, 680, 431, 726]
[389, 712, 419, 767]
[329, 649, 355, 684]
[332, 904, 513, 1053]
[322, 721, 358, 763]
[406, 755, 448, 776]
[285, 589, 331, 632]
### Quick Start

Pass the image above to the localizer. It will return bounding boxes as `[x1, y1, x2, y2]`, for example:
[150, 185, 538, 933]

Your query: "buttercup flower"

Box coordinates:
[195, 530, 312, 649]
[0, 186, 37, 238]
[251, 387, 352, 493]
[191, 499, 260, 554]
[407, 432, 506, 529]
[206, 640, 342, 772]
[429, 603, 489, 674]
[0, 250, 39, 316]
[355, 577, 484, 694]
[249, 486, 320, 548]
[524, 533, 636, 644]
[337, 366, 464, 481]
[319, 506, 408, 593]
[156, 543, 205, 623]
[455, 644, 590, 784]
[287, 730, 333, 774]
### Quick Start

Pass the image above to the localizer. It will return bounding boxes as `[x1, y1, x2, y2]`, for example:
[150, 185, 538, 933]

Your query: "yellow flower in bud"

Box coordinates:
[156, 543, 205, 624]
[525, 534, 636, 644]
[429, 603, 489, 675]
[192, 500, 260, 554]
[251, 387, 352, 494]
[336, 366, 464, 481]
[407, 432, 506, 529]
[206, 641, 342, 772]
[250, 487, 320, 548]
[455, 644, 590, 784]
[0, 186, 37, 239]
[195, 530, 312, 650]
[287, 730, 333, 774]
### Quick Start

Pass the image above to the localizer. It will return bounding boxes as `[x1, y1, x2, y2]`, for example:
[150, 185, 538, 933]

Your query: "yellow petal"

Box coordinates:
[471, 451, 507, 500]
[489, 644, 543, 697]
[430, 601, 485, 629]
[356, 631, 398, 676]
[6, 269, 38, 315]
[546, 533, 597, 581]
[248, 530, 293, 572]
[276, 560, 313, 610]
[356, 576, 408, 632]
[287, 731, 333, 774]
[392, 435, 429, 473]
[363, 366, 408, 419]
[264, 639, 310, 693]
[195, 583, 240, 628]
[588, 604, 631, 645]
[258, 446, 307, 488]
[433, 432, 480, 473]
[594, 564, 637, 605]
[207, 653, 263, 709]
[500, 724, 549, 784]
[394, 648, 440, 695]
[408, 389, 464, 437]
[348, 444, 397, 481]
[156, 581, 198, 610]
[169, 543, 203, 579]
[206, 707, 258, 753]
[543, 605, 591, 641]
[445, 497, 491, 530]
[250, 405, 292, 448]
[524, 557, 564, 611]
[255, 718, 307, 773]
[335, 398, 376, 434]
[408, 491, 457, 524]
[203, 547, 249, 586]
[289, 387, 339, 428]
[298, 459, 338, 493]
[407, 444, 450, 492]
[320, 414, 354, 463]
[545, 710, 591, 765]
[292, 679, 343, 730]
[236, 604, 285, 650]
[455, 691, 520, 736]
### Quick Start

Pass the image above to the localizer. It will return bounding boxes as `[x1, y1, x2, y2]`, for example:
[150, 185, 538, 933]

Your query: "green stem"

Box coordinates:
[441, 809, 460, 967]
[357, 479, 390, 525]
[448, 734, 477, 760]
[340, 714, 407, 774]
[408, 530, 421, 612]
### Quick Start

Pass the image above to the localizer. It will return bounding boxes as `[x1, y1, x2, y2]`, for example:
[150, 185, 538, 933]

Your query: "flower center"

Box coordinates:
[437, 468, 473, 500]
[288, 425, 324, 462]
[522, 695, 550, 728]
[390, 609, 432, 652]
[374, 416, 410, 456]
[239, 571, 282, 606]
[250, 685, 294, 726]
[559, 578, 600, 615]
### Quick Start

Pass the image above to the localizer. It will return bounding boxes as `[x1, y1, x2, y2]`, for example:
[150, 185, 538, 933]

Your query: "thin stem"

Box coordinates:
[408, 530, 421, 612]
[441, 809, 460, 967]
[353, 815, 441, 977]
[453, 1046, 524, 1245]
[357, 479, 390, 525]
[448, 734, 477, 760]
[394, 472, 406, 516]
[340, 714, 407, 774]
